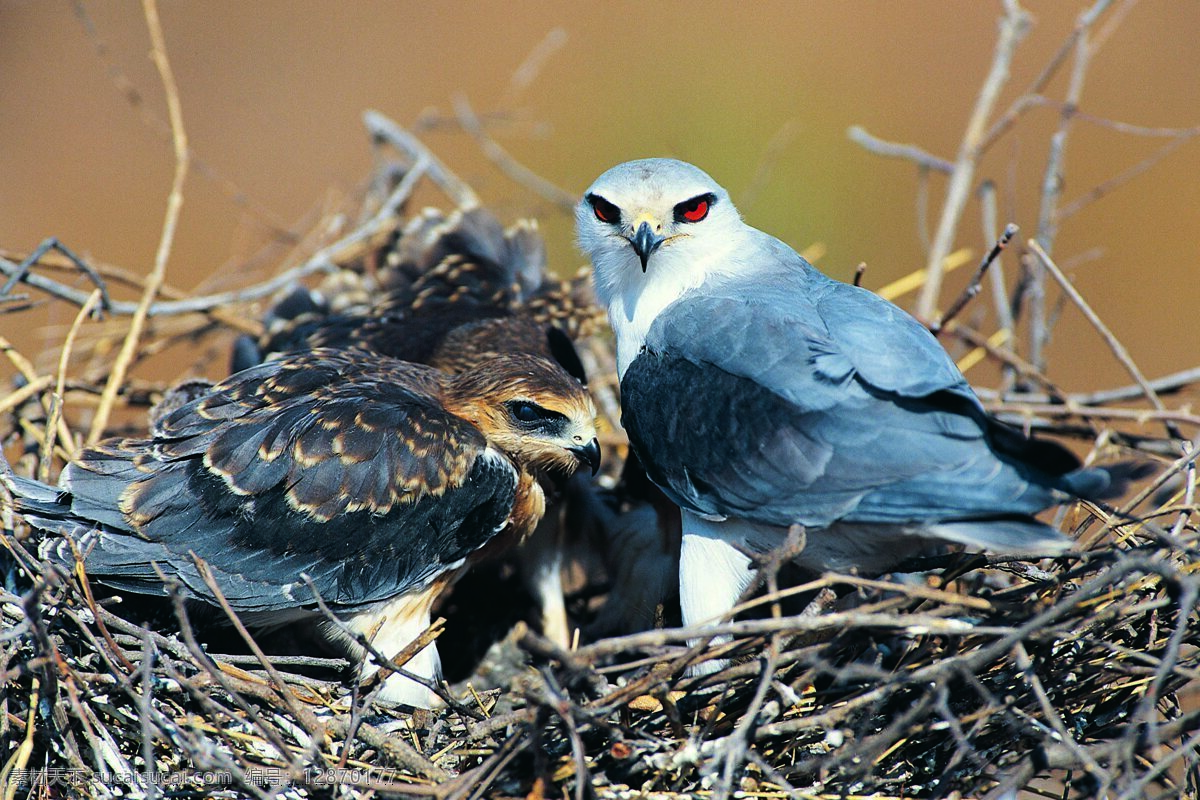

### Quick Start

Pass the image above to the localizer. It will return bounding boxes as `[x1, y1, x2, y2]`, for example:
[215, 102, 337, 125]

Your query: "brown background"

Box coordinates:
[1, 1, 1197, 394]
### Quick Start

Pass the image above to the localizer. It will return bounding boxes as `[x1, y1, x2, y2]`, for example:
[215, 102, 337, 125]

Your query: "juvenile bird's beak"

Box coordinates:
[571, 438, 602, 475]
[630, 221, 665, 272]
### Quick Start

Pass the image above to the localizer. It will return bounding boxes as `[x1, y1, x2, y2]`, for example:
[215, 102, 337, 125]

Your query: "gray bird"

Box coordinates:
[576, 158, 1129, 665]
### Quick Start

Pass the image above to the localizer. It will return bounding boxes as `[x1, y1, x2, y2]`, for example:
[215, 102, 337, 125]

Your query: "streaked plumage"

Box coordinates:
[233, 207, 600, 378]
[576, 158, 1133, 666]
[232, 205, 605, 647]
[11, 348, 598, 706]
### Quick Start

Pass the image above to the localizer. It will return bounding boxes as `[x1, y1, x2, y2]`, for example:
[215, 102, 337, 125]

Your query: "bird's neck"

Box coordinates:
[599, 232, 745, 377]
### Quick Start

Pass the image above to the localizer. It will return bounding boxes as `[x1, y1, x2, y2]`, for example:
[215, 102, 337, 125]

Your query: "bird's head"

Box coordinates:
[575, 158, 743, 309]
[445, 354, 600, 476]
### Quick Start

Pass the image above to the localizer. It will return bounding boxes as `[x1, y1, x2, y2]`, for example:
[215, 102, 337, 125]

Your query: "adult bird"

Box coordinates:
[576, 158, 1130, 656]
[8, 348, 599, 707]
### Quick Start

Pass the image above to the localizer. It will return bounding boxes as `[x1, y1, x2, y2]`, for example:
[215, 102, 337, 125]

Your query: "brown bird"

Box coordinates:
[231, 206, 605, 647]
[12, 348, 599, 707]
[232, 207, 600, 379]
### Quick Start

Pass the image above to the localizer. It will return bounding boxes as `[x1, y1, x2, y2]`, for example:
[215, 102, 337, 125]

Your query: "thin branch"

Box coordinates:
[931, 222, 1018, 334]
[973, 364, 1200, 407]
[740, 118, 803, 212]
[917, 0, 1030, 318]
[363, 109, 480, 209]
[88, 0, 189, 445]
[846, 125, 954, 173]
[1055, 131, 1199, 223]
[39, 289, 102, 480]
[501, 27, 568, 106]
[1026, 238, 1180, 440]
[451, 93, 577, 211]
[1028, 0, 1115, 372]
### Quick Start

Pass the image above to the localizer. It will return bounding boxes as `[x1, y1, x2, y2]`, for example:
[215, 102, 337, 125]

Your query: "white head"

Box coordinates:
[575, 159, 746, 373]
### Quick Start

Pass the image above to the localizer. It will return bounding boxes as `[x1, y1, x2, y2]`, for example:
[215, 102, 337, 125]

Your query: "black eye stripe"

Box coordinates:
[587, 193, 622, 225]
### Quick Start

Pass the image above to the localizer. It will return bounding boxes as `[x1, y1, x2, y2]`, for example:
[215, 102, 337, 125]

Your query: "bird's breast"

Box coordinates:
[470, 470, 545, 564]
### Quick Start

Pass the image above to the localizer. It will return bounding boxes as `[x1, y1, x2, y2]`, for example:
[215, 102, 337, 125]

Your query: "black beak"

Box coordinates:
[630, 221, 665, 272]
[571, 438, 602, 476]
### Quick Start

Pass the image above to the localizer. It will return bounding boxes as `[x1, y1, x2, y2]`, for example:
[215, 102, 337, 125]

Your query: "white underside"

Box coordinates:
[678, 510, 949, 675]
[520, 506, 571, 648]
[679, 513, 759, 675]
[338, 590, 445, 708]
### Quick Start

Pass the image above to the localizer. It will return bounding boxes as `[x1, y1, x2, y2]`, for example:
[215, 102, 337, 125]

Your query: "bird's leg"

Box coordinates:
[679, 512, 758, 676]
[520, 507, 572, 648]
[346, 590, 445, 708]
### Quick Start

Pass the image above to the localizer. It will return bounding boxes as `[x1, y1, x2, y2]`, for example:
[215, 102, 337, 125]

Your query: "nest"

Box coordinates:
[2, 109, 1199, 800]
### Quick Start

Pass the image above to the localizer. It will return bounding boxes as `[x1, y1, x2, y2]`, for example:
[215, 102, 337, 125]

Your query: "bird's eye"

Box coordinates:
[587, 194, 621, 225]
[509, 401, 543, 422]
[505, 400, 569, 429]
[675, 193, 715, 224]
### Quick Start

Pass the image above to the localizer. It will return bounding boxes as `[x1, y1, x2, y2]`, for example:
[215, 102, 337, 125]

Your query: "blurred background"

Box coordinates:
[1, 0, 1197, 394]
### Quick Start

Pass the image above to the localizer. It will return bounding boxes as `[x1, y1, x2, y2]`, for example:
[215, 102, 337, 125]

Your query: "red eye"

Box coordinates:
[587, 194, 621, 225]
[675, 193, 714, 223]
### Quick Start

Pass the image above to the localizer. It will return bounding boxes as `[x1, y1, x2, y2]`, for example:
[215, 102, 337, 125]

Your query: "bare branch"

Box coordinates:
[1027, 238, 1180, 439]
[917, 0, 1030, 318]
[846, 125, 954, 173]
[451, 93, 577, 212]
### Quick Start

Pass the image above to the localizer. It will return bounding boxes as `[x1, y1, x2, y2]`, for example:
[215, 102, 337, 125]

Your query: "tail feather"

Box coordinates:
[1061, 460, 1157, 502]
[926, 516, 1071, 555]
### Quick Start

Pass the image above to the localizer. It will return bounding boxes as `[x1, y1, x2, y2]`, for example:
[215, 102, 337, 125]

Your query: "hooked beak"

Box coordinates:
[570, 438, 602, 476]
[629, 221, 665, 272]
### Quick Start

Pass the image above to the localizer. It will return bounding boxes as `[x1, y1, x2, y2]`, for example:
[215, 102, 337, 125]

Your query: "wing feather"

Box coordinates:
[626, 254, 1084, 528]
[60, 350, 519, 612]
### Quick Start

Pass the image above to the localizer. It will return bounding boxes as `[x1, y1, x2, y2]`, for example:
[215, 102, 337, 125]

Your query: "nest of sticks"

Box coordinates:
[3, 102, 1200, 800]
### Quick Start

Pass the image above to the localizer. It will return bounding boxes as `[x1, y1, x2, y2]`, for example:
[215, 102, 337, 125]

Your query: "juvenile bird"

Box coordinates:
[10, 348, 598, 706]
[231, 207, 603, 647]
[576, 158, 1131, 665]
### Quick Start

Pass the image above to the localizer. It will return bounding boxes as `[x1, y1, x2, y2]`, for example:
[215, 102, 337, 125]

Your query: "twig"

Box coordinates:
[1013, 641, 1105, 782]
[502, 27, 568, 106]
[297, 574, 474, 716]
[538, 670, 595, 800]
[39, 289, 101, 480]
[931, 223, 1018, 334]
[916, 0, 1030, 318]
[70, 0, 296, 242]
[451, 93, 577, 211]
[0, 249, 328, 325]
[0, 238, 112, 311]
[941, 321, 1067, 401]
[1026, 238, 1180, 440]
[713, 638, 781, 800]
[189, 555, 316, 742]
[741, 119, 802, 211]
[363, 109, 480, 209]
[1028, 0, 1116, 372]
[88, 0, 189, 445]
[846, 125, 954, 173]
[1055, 131, 1198, 223]
[984, 402, 1200, 430]
[137, 633, 161, 800]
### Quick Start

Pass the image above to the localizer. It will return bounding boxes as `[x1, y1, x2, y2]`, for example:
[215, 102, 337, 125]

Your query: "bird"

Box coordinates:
[232, 207, 599, 380]
[8, 347, 599, 706]
[575, 158, 1134, 663]
[231, 205, 607, 648]
[577, 450, 681, 637]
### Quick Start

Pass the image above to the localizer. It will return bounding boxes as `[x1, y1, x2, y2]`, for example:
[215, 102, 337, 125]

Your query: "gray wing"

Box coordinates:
[622, 248, 1093, 529]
